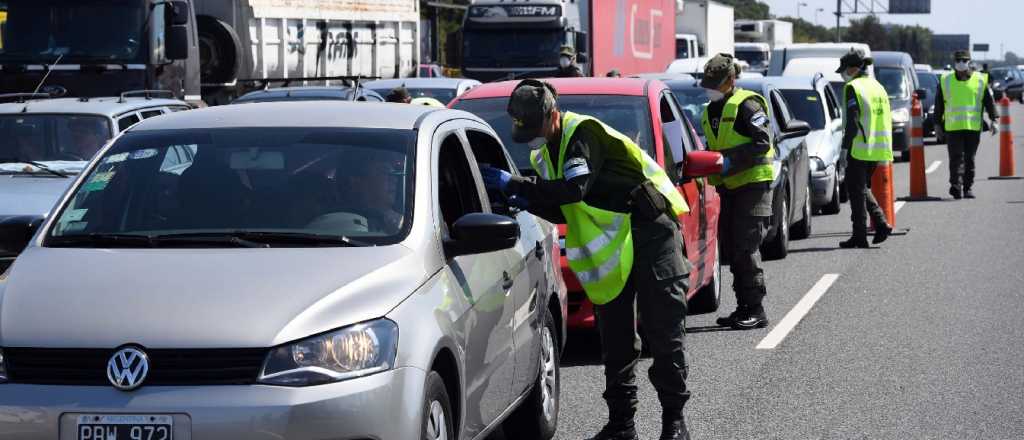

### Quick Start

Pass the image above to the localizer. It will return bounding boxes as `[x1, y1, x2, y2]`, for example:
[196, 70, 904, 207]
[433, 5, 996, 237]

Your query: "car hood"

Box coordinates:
[803, 129, 834, 160]
[0, 175, 77, 217]
[0, 244, 428, 348]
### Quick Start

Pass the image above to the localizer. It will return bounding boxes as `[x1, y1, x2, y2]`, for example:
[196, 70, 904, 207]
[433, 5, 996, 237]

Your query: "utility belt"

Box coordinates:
[628, 180, 673, 223]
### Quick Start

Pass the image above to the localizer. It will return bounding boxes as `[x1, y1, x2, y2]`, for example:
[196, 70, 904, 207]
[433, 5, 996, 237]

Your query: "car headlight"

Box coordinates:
[810, 157, 827, 173]
[259, 319, 398, 386]
[892, 108, 910, 124]
[0, 348, 7, 383]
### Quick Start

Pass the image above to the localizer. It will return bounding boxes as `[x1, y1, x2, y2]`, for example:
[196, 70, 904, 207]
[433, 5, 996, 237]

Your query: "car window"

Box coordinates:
[437, 133, 483, 234]
[48, 127, 415, 246]
[823, 84, 841, 120]
[779, 89, 826, 130]
[876, 67, 910, 99]
[665, 83, 708, 137]
[117, 113, 141, 132]
[140, 109, 163, 119]
[465, 128, 517, 215]
[767, 90, 789, 134]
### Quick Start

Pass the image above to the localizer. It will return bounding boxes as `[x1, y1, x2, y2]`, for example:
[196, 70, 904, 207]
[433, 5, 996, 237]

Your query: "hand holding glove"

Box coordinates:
[479, 165, 512, 192]
[990, 118, 1000, 136]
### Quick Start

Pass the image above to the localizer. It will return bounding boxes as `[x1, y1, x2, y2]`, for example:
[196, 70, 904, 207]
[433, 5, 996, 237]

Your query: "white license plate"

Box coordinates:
[77, 415, 173, 440]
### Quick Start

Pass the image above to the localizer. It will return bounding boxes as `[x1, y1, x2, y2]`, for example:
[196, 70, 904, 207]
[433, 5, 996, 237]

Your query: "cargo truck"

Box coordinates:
[0, 0, 419, 105]
[460, 0, 676, 81]
[734, 19, 792, 73]
[675, 0, 734, 59]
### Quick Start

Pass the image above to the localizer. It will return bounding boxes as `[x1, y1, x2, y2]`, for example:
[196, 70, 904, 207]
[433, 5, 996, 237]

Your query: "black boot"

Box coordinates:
[659, 411, 691, 440]
[716, 305, 768, 330]
[839, 236, 870, 248]
[585, 424, 638, 440]
[964, 188, 975, 199]
[949, 186, 962, 199]
[872, 223, 893, 244]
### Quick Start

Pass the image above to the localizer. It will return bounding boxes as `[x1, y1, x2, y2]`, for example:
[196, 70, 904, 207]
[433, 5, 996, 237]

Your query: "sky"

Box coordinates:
[755, 0, 1024, 60]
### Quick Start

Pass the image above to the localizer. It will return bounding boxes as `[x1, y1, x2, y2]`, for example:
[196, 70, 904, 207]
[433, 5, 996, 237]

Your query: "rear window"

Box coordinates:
[453, 95, 654, 173]
[779, 90, 826, 130]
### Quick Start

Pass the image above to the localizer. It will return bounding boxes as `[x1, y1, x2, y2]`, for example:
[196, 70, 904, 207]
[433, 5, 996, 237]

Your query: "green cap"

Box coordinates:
[560, 45, 575, 57]
[954, 50, 970, 61]
[700, 53, 739, 89]
[507, 79, 558, 143]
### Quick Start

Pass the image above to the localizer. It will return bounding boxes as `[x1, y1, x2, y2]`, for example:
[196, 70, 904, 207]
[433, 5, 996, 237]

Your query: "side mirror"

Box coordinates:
[574, 32, 588, 54]
[780, 119, 811, 141]
[682, 151, 724, 177]
[443, 213, 519, 257]
[914, 88, 928, 100]
[165, 25, 189, 60]
[0, 215, 44, 261]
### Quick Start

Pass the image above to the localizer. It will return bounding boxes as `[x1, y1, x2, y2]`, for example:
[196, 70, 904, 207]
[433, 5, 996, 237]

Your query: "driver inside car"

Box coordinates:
[335, 149, 404, 235]
[68, 118, 109, 159]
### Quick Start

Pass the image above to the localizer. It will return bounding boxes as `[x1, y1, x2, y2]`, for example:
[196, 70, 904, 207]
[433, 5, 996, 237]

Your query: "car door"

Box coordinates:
[433, 125, 516, 436]
[461, 124, 547, 399]
[822, 81, 846, 172]
[769, 88, 810, 224]
[658, 91, 705, 294]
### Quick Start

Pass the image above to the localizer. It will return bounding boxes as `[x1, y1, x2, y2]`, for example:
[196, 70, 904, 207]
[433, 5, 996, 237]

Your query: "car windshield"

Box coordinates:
[916, 72, 939, 91]
[453, 95, 654, 173]
[0, 0, 147, 64]
[47, 127, 415, 246]
[0, 114, 111, 174]
[462, 30, 562, 68]
[991, 68, 1012, 81]
[665, 84, 709, 137]
[876, 67, 910, 99]
[779, 90, 826, 130]
[369, 87, 458, 105]
[735, 50, 767, 67]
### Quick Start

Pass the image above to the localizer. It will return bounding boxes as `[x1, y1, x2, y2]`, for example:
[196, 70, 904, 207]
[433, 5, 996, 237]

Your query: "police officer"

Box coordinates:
[557, 46, 585, 78]
[479, 79, 692, 440]
[934, 50, 999, 199]
[699, 54, 774, 330]
[836, 49, 894, 248]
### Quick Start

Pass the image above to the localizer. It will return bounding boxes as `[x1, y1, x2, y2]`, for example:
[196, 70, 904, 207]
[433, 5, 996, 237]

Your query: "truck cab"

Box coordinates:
[675, 34, 699, 59]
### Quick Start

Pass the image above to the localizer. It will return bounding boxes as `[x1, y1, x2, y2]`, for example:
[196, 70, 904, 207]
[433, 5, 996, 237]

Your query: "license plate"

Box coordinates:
[77, 415, 173, 440]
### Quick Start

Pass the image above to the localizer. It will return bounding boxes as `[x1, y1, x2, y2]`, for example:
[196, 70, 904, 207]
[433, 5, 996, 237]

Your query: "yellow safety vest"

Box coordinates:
[941, 72, 988, 132]
[700, 88, 776, 189]
[529, 112, 688, 305]
[845, 76, 894, 162]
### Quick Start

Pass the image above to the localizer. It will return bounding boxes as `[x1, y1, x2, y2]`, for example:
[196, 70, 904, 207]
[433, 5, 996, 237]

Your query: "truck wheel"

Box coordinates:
[687, 245, 721, 315]
[503, 307, 559, 440]
[198, 16, 241, 85]
[760, 187, 789, 261]
[423, 372, 455, 440]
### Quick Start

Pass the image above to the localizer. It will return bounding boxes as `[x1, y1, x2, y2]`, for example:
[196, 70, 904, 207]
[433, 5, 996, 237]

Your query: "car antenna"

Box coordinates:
[31, 52, 65, 96]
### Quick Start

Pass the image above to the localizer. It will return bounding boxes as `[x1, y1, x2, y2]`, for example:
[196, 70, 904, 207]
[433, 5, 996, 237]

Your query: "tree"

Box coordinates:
[844, 15, 888, 51]
[715, 0, 770, 20]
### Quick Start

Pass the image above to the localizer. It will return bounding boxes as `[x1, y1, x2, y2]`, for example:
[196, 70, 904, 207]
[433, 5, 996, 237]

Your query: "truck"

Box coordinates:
[0, 0, 419, 105]
[734, 19, 792, 73]
[675, 0, 734, 59]
[459, 0, 676, 82]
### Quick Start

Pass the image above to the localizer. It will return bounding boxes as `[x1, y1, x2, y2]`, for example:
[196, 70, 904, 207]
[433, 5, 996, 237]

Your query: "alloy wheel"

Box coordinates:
[426, 400, 448, 440]
[539, 326, 558, 422]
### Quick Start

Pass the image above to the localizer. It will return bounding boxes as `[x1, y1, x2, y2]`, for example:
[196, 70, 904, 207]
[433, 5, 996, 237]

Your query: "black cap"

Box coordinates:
[386, 86, 411, 103]
[836, 48, 871, 73]
[954, 50, 970, 61]
[507, 79, 558, 143]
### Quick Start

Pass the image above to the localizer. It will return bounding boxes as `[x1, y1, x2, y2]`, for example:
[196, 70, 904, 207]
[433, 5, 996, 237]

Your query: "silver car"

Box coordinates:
[0, 102, 567, 440]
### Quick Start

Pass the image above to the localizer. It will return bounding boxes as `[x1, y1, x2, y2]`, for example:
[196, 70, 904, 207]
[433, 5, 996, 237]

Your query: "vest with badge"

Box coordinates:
[845, 76, 894, 161]
[940, 71, 988, 132]
[701, 88, 776, 190]
[529, 112, 688, 305]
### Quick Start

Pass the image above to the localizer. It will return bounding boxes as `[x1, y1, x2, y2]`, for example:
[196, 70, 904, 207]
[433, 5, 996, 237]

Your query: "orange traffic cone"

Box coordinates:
[991, 96, 1021, 180]
[906, 95, 940, 201]
[870, 162, 895, 229]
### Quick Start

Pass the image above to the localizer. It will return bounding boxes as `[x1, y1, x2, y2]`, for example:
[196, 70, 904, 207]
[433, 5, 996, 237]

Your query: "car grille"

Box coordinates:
[3, 347, 268, 386]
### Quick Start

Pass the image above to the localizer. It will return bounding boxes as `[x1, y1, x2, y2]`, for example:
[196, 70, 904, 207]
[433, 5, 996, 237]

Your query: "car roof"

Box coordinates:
[630, 72, 694, 81]
[363, 78, 481, 90]
[234, 86, 383, 102]
[0, 96, 188, 117]
[873, 51, 913, 66]
[457, 77, 653, 100]
[130, 101, 461, 131]
[759, 75, 824, 91]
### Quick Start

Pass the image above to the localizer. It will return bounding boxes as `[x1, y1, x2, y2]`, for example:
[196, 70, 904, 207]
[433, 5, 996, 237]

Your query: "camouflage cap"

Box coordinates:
[954, 50, 970, 61]
[560, 45, 576, 57]
[700, 53, 740, 89]
[507, 79, 558, 143]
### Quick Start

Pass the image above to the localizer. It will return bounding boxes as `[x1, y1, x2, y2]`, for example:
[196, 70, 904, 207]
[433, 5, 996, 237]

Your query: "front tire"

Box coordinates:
[760, 186, 789, 260]
[503, 308, 560, 440]
[821, 174, 842, 215]
[423, 372, 455, 440]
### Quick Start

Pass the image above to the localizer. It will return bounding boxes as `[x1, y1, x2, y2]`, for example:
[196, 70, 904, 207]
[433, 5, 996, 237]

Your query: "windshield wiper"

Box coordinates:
[0, 158, 68, 178]
[221, 231, 371, 247]
[149, 232, 269, 248]
[47, 233, 157, 248]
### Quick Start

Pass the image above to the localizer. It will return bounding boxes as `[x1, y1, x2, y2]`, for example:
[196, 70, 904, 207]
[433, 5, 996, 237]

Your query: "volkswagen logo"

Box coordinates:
[106, 347, 149, 391]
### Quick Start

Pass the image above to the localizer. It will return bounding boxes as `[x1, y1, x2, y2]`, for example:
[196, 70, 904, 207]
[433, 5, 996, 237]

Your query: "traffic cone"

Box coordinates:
[871, 162, 896, 228]
[991, 96, 1021, 180]
[906, 96, 937, 199]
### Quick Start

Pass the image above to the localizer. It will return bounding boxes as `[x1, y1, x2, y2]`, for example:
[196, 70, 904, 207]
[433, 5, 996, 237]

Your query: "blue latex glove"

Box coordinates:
[508, 194, 530, 210]
[480, 166, 512, 192]
[720, 156, 732, 175]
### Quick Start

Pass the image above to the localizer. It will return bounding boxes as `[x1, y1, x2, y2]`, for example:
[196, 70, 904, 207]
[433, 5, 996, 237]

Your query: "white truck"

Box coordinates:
[734, 19, 793, 73]
[675, 0, 734, 59]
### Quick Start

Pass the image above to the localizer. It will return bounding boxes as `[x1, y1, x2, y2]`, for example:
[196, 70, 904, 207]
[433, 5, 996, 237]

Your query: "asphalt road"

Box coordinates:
[538, 103, 1024, 440]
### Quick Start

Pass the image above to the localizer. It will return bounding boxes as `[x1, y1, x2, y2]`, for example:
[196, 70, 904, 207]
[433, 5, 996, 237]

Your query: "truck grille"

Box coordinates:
[3, 347, 268, 386]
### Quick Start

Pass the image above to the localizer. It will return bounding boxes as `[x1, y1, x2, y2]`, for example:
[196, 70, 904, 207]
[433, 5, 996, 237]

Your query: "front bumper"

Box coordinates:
[0, 367, 426, 440]
[809, 165, 837, 207]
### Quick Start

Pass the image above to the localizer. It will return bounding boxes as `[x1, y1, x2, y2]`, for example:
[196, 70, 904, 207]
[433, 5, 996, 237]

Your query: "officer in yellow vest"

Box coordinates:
[699, 54, 774, 330]
[934, 50, 998, 199]
[479, 79, 693, 440]
[837, 49, 894, 248]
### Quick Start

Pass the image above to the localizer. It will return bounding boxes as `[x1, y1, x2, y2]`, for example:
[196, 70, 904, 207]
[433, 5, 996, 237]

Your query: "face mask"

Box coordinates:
[527, 137, 547, 150]
[841, 72, 855, 82]
[559, 56, 572, 68]
[955, 61, 970, 72]
[705, 89, 725, 101]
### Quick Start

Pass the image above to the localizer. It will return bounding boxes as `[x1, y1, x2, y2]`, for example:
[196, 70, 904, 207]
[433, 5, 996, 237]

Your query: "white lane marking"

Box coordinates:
[895, 201, 906, 213]
[756, 274, 840, 350]
[925, 161, 942, 174]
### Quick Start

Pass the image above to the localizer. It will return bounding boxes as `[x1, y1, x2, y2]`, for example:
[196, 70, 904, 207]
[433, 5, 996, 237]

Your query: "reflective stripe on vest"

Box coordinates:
[527, 111, 688, 304]
[845, 77, 894, 162]
[700, 88, 776, 189]
[941, 72, 987, 132]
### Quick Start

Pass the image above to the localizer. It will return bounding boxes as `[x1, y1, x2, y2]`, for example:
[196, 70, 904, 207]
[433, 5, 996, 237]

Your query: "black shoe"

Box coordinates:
[585, 424, 638, 440]
[949, 186, 962, 199]
[660, 413, 691, 440]
[839, 237, 870, 248]
[872, 223, 893, 244]
[964, 189, 975, 199]
[716, 307, 768, 330]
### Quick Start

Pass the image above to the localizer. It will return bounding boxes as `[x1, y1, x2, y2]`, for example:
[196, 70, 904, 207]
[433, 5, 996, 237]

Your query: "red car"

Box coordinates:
[451, 78, 722, 330]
